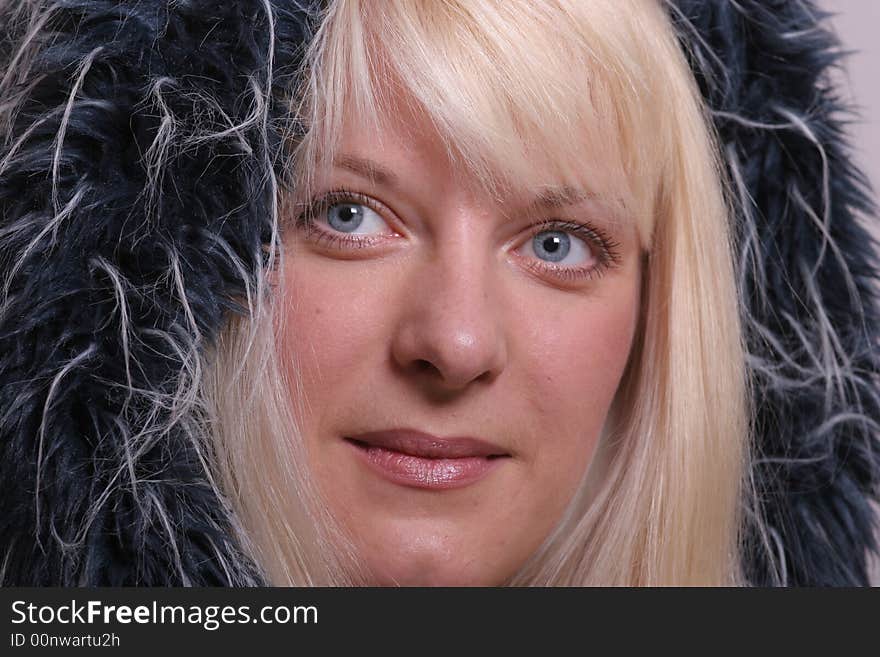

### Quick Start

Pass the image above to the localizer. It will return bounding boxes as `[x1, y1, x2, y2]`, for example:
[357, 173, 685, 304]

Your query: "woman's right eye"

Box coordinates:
[296, 192, 401, 249]
[324, 202, 389, 235]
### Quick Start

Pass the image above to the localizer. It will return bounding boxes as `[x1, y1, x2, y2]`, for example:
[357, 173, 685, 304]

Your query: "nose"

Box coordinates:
[390, 245, 508, 393]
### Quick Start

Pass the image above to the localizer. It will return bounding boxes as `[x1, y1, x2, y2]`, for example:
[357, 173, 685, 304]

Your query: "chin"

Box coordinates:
[369, 564, 502, 587]
[361, 540, 510, 587]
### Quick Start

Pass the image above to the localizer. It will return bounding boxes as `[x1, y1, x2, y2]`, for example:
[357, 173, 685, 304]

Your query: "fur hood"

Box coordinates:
[1, 0, 877, 586]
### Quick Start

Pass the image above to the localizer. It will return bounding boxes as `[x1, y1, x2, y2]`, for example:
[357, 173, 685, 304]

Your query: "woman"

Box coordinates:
[0, 0, 877, 586]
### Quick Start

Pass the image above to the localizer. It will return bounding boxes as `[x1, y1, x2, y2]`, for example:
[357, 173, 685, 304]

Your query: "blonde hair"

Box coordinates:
[205, 0, 751, 585]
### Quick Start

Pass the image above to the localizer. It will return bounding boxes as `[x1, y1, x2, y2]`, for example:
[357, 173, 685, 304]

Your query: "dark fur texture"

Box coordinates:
[671, 0, 880, 585]
[0, 0, 877, 585]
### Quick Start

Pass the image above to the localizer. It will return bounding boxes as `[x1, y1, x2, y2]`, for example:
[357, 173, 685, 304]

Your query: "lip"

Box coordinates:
[344, 429, 510, 490]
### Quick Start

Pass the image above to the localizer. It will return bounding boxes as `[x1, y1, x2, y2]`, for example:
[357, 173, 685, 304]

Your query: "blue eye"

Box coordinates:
[325, 202, 390, 235]
[522, 229, 595, 267]
[533, 231, 570, 262]
[327, 203, 363, 232]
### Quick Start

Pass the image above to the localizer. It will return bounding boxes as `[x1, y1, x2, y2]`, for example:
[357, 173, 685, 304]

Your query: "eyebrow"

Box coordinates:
[530, 186, 602, 210]
[333, 155, 628, 222]
[335, 155, 399, 188]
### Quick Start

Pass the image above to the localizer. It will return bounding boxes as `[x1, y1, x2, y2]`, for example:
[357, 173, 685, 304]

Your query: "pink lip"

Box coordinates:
[345, 429, 510, 490]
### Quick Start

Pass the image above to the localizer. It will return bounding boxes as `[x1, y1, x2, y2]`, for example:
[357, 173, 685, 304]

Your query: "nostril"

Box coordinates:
[391, 321, 507, 391]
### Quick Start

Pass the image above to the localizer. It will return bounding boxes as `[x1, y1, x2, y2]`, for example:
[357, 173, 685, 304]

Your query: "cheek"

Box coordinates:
[512, 279, 641, 495]
[276, 256, 384, 443]
[274, 257, 390, 412]
[523, 294, 638, 409]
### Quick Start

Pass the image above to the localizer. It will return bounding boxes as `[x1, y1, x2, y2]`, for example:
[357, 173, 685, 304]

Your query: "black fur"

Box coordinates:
[0, 0, 317, 585]
[672, 0, 880, 585]
[0, 0, 876, 585]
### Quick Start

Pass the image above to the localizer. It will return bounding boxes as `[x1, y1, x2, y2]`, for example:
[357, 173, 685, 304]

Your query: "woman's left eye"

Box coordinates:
[517, 229, 596, 268]
[510, 221, 620, 282]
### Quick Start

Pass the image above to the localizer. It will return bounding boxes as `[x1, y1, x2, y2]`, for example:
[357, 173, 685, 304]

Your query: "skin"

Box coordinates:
[275, 109, 643, 586]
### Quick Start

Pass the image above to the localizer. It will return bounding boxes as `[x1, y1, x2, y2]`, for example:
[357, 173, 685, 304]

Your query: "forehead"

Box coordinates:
[326, 96, 634, 209]
[292, 128, 631, 248]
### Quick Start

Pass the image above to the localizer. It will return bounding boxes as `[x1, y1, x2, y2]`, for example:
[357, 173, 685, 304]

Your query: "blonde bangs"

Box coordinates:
[294, 0, 693, 247]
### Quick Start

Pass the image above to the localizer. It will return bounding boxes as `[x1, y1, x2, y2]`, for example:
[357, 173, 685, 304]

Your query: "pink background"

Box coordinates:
[825, 0, 880, 584]
[827, 1, 879, 233]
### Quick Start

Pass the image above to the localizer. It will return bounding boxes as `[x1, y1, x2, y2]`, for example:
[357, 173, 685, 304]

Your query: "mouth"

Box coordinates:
[344, 429, 511, 490]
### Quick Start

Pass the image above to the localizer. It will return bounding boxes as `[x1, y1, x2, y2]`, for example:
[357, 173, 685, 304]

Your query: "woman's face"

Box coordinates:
[276, 109, 643, 585]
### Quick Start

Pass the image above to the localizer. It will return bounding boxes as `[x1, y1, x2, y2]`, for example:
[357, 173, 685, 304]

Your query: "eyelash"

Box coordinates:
[294, 188, 622, 281]
[294, 189, 394, 250]
[520, 219, 622, 282]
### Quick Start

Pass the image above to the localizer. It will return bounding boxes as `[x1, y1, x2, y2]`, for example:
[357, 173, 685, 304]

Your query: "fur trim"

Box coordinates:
[0, 0, 877, 585]
[0, 0, 318, 585]
[671, 0, 880, 585]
